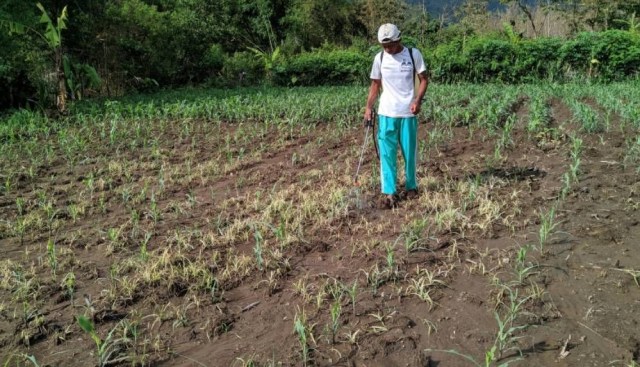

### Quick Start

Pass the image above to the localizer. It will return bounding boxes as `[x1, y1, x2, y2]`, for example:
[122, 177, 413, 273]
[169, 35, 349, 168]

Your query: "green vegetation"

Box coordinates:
[1, 80, 640, 365]
[2, 1, 640, 111]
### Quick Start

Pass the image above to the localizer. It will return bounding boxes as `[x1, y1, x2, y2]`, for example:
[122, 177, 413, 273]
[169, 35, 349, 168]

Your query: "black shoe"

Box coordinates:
[406, 189, 419, 199]
[384, 194, 398, 209]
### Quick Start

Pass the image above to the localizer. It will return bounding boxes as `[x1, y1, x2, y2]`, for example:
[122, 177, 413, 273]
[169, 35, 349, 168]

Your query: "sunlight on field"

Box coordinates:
[1, 82, 640, 366]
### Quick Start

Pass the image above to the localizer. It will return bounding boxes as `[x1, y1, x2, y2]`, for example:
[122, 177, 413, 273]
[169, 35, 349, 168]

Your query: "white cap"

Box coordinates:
[377, 23, 401, 44]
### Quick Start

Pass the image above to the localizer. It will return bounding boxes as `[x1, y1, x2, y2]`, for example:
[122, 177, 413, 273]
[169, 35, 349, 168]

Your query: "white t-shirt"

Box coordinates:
[370, 47, 427, 117]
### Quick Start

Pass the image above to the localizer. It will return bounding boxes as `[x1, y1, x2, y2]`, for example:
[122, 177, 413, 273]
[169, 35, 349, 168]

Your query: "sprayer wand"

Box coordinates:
[354, 108, 378, 185]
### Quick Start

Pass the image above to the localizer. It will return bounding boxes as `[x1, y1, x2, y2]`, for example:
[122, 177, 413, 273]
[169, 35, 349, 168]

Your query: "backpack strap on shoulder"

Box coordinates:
[408, 47, 416, 86]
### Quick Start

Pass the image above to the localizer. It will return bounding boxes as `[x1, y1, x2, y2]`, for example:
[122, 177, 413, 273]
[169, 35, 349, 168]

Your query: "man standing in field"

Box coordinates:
[364, 23, 428, 209]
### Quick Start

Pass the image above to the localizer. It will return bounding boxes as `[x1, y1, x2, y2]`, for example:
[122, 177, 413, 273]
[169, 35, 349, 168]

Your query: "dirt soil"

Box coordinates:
[0, 97, 639, 367]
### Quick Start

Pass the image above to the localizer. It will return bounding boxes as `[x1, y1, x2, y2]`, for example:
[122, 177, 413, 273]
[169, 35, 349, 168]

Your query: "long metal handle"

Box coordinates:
[354, 124, 371, 185]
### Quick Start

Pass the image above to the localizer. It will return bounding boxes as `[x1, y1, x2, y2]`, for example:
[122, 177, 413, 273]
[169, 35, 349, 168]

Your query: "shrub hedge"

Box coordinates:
[258, 30, 640, 86]
[272, 49, 370, 86]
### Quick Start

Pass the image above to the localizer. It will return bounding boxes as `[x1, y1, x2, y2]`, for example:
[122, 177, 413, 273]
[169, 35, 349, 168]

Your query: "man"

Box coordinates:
[364, 23, 428, 208]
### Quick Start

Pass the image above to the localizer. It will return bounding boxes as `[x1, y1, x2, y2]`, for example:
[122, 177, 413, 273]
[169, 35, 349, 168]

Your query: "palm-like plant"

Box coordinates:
[1, 3, 68, 113]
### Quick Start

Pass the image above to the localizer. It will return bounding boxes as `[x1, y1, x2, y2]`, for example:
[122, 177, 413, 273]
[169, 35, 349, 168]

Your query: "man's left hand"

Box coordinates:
[410, 101, 421, 115]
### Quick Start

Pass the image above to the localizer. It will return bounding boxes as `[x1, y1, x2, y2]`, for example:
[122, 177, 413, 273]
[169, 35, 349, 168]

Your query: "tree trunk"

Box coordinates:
[517, 1, 538, 37]
[55, 48, 66, 113]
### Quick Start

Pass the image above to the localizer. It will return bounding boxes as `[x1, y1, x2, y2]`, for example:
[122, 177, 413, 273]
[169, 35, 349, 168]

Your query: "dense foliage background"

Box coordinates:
[1, 0, 639, 111]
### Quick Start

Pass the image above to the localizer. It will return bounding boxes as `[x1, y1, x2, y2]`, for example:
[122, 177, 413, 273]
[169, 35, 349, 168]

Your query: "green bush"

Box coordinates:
[425, 30, 640, 83]
[204, 44, 225, 72]
[464, 38, 518, 82]
[515, 38, 564, 82]
[428, 39, 466, 83]
[272, 49, 369, 86]
[590, 30, 640, 80]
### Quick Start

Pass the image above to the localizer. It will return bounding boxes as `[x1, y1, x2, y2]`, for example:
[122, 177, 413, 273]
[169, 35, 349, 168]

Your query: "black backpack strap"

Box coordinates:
[408, 47, 416, 86]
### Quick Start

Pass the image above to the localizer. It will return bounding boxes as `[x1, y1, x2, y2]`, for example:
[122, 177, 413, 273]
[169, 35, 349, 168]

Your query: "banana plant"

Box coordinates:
[1, 3, 69, 113]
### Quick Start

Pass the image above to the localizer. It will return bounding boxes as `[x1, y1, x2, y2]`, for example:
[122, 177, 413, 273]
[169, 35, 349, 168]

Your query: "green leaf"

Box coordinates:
[82, 64, 102, 89]
[24, 355, 40, 367]
[77, 315, 94, 333]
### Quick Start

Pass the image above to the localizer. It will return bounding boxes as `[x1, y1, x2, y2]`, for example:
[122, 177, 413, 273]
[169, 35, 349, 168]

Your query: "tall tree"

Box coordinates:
[456, 0, 491, 35]
[357, 0, 407, 42]
[284, 0, 365, 49]
[500, 0, 539, 36]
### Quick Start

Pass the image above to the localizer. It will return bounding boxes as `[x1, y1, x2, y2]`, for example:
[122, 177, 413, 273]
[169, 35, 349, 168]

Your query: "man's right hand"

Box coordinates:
[364, 108, 372, 122]
[364, 107, 375, 127]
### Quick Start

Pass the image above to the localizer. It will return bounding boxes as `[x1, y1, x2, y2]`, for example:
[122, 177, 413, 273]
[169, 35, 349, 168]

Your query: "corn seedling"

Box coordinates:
[67, 204, 82, 223]
[15, 197, 26, 216]
[46, 239, 57, 276]
[61, 272, 76, 301]
[427, 292, 528, 366]
[258, 271, 279, 295]
[402, 218, 430, 253]
[407, 278, 436, 310]
[329, 299, 341, 344]
[43, 201, 58, 237]
[513, 246, 537, 285]
[294, 310, 312, 366]
[361, 264, 385, 295]
[77, 315, 132, 367]
[560, 172, 572, 199]
[139, 232, 151, 262]
[537, 204, 558, 252]
[344, 279, 358, 315]
[568, 135, 583, 183]
[385, 243, 397, 277]
[98, 193, 107, 214]
[368, 312, 390, 334]
[253, 227, 264, 271]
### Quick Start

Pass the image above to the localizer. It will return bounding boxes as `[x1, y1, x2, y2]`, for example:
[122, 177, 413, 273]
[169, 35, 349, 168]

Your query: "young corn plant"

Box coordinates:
[568, 135, 583, 183]
[329, 299, 341, 344]
[61, 272, 76, 301]
[537, 204, 558, 252]
[139, 232, 151, 262]
[253, 227, 264, 271]
[46, 239, 58, 276]
[77, 315, 132, 367]
[15, 197, 26, 216]
[385, 244, 397, 279]
[344, 279, 358, 316]
[513, 246, 537, 285]
[426, 288, 529, 366]
[403, 218, 430, 253]
[294, 311, 312, 366]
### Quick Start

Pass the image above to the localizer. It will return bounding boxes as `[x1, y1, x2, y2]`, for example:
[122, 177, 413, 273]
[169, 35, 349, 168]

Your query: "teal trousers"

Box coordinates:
[378, 115, 418, 195]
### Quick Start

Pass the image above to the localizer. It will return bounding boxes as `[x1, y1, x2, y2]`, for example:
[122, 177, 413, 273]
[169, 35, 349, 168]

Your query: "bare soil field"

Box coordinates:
[1, 89, 639, 367]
